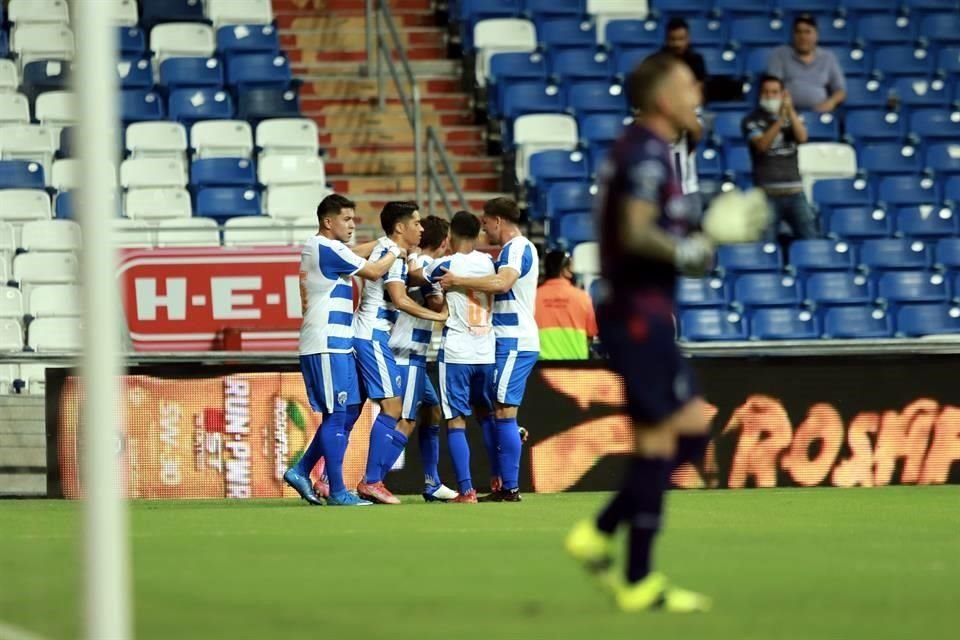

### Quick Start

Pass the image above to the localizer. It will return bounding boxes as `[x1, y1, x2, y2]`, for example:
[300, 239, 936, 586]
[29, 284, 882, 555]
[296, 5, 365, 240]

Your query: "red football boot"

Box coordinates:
[451, 489, 478, 504]
[357, 481, 401, 505]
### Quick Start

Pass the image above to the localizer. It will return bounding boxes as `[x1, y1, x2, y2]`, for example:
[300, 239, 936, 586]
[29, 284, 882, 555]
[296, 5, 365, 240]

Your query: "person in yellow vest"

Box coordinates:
[534, 250, 597, 360]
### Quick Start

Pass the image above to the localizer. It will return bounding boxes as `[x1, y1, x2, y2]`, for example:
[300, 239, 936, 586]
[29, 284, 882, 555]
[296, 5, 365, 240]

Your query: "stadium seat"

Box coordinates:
[0, 33, 7, 60]
[750, 308, 820, 340]
[141, 0, 206, 30]
[855, 14, 918, 45]
[920, 13, 960, 44]
[155, 217, 221, 247]
[859, 238, 931, 271]
[196, 188, 262, 222]
[805, 271, 873, 307]
[0, 125, 57, 176]
[0, 287, 23, 320]
[27, 317, 81, 351]
[0, 161, 44, 190]
[0, 60, 19, 93]
[525, 0, 587, 18]
[190, 158, 256, 188]
[834, 47, 872, 77]
[19, 219, 80, 252]
[118, 27, 146, 57]
[909, 110, 960, 142]
[556, 212, 595, 246]
[116, 58, 153, 90]
[0, 222, 14, 255]
[258, 155, 325, 187]
[802, 112, 840, 141]
[877, 270, 948, 306]
[827, 206, 893, 239]
[124, 187, 192, 220]
[11, 25, 75, 69]
[680, 308, 748, 342]
[216, 25, 280, 56]
[113, 217, 156, 247]
[699, 47, 743, 77]
[713, 111, 748, 143]
[925, 144, 960, 176]
[730, 17, 787, 47]
[550, 49, 614, 82]
[28, 284, 80, 318]
[586, 0, 650, 41]
[223, 216, 291, 247]
[734, 272, 802, 308]
[255, 118, 320, 157]
[34, 90, 77, 128]
[125, 122, 188, 162]
[19, 60, 71, 105]
[236, 87, 300, 123]
[789, 239, 857, 273]
[896, 205, 958, 238]
[473, 19, 537, 85]
[546, 182, 594, 221]
[120, 89, 166, 125]
[897, 303, 960, 336]
[876, 175, 939, 206]
[843, 77, 889, 109]
[684, 18, 727, 49]
[149, 23, 216, 65]
[724, 145, 752, 178]
[857, 142, 922, 176]
[169, 89, 235, 126]
[873, 46, 934, 77]
[579, 113, 625, 148]
[0, 320, 23, 351]
[206, 0, 274, 29]
[487, 52, 548, 116]
[798, 143, 857, 203]
[225, 53, 292, 90]
[537, 18, 598, 50]
[159, 57, 224, 90]
[716, 242, 782, 274]
[946, 177, 960, 205]
[813, 177, 873, 209]
[613, 48, 657, 79]
[190, 120, 254, 158]
[571, 241, 599, 278]
[13, 251, 78, 285]
[50, 158, 81, 191]
[900, 0, 959, 12]
[892, 77, 951, 108]
[513, 113, 579, 186]
[936, 46, 960, 76]
[120, 158, 187, 189]
[0, 93, 30, 126]
[264, 185, 333, 221]
[604, 19, 662, 50]
[823, 306, 894, 339]
[844, 110, 906, 143]
[696, 146, 724, 179]
[503, 82, 565, 121]
[109, 0, 140, 27]
[8, 0, 70, 25]
[676, 276, 729, 308]
[566, 82, 627, 115]
[713, 0, 770, 14]
[57, 127, 73, 158]
[527, 149, 588, 194]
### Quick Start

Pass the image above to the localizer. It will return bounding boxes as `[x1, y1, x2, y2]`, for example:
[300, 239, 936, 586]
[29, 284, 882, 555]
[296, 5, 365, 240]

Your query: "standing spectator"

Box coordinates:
[741, 75, 818, 241]
[661, 18, 707, 86]
[767, 14, 846, 113]
[534, 250, 597, 360]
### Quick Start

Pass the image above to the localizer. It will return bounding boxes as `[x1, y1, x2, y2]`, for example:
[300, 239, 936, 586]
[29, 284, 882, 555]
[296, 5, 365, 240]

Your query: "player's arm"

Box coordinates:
[623, 199, 712, 275]
[424, 287, 445, 313]
[406, 262, 429, 287]
[351, 240, 380, 259]
[385, 281, 447, 322]
[354, 247, 402, 281]
[441, 267, 519, 294]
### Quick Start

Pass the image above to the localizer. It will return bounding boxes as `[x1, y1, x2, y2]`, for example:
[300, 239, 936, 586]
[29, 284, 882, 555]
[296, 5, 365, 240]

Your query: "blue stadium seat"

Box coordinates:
[873, 46, 935, 77]
[0, 32, 7, 59]
[823, 306, 894, 338]
[855, 14, 918, 45]
[901, 0, 960, 14]
[734, 272, 803, 308]
[897, 303, 960, 336]
[805, 272, 873, 306]
[190, 158, 257, 188]
[802, 112, 840, 141]
[236, 87, 300, 123]
[488, 52, 548, 117]
[834, 47, 873, 77]
[827, 205, 893, 239]
[0, 161, 44, 189]
[680, 308, 748, 342]
[225, 54, 292, 90]
[116, 58, 154, 90]
[745, 47, 774, 77]
[20, 60, 71, 105]
[120, 89, 166, 125]
[118, 27, 147, 58]
[779, 0, 838, 11]
[750, 308, 820, 340]
[557, 212, 595, 246]
[892, 77, 951, 108]
[546, 181, 593, 220]
[856, 142, 922, 176]
[724, 145, 752, 178]
[586, 144, 611, 173]
[696, 146, 725, 179]
[684, 18, 727, 48]
[896, 205, 959, 237]
[195, 188, 262, 222]
[844, 109, 906, 142]
[920, 13, 960, 44]
[843, 78, 889, 109]
[909, 109, 960, 142]
[925, 143, 960, 176]
[713, 0, 771, 15]
[605, 19, 663, 49]
[503, 82, 565, 121]
[699, 47, 743, 76]
[789, 239, 858, 273]
[551, 49, 614, 82]
[523, 0, 585, 18]
[947, 176, 960, 204]
[876, 175, 939, 206]
[537, 18, 597, 49]
[216, 25, 280, 56]
[934, 237, 960, 269]
[54, 192, 73, 219]
[169, 88, 235, 126]
[717, 242, 782, 273]
[613, 48, 658, 79]
[141, 0, 206, 30]
[676, 276, 729, 308]
[529, 149, 588, 187]
[159, 57, 224, 90]
[712, 111, 748, 142]
[579, 113, 625, 146]
[812, 178, 874, 208]
[877, 270, 948, 306]
[860, 238, 931, 270]
[936, 47, 960, 76]
[565, 82, 627, 115]
[730, 17, 787, 47]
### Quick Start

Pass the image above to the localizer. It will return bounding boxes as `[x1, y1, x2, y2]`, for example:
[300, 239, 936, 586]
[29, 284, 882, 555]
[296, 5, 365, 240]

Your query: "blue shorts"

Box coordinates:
[439, 361, 494, 420]
[354, 336, 402, 400]
[398, 362, 429, 421]
[493, 345, 539, 407]
[299, 352, 361, 415]
[422, 373, 439, 407]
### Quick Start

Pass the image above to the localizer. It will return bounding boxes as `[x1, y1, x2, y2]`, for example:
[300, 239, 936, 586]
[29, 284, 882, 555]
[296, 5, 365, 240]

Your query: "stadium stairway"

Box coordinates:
[275, 0, 509, 213]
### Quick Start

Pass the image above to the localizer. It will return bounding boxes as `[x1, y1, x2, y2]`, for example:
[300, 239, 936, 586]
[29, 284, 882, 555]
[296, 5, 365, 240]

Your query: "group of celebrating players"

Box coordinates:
[283, 195, 539, 507]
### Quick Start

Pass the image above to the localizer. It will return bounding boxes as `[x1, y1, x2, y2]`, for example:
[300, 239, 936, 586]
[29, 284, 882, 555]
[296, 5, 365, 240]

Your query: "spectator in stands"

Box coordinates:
[767, 14, 846, 113]
[661, 18, 707, 86]
[534, 250, 597, 361]
[742, 75, 818, 241]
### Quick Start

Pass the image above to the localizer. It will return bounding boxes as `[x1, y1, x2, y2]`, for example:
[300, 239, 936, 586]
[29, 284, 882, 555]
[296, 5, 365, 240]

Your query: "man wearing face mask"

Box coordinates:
[534, 250, 597, 361]
[767, 14, 846, 113]
[741, 74, 817, 241]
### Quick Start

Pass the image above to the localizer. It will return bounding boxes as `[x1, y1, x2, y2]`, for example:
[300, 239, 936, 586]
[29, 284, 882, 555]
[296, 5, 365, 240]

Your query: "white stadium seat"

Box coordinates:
[8, 0, 71, 25]
[35, 91, 77, 129]
[125, 122, 188, 162]
[18, 362, 67, 394]
[190, 120, 254, 158]
[124, 187, 192, 221]
[109, 0, 140, 27]
[223, 216, 290, 246]
[473, 19, 537, 87]
[156, 218, 221, 247]
[0, 286, 24, 319]
[206, 0, 275, 28]
[587, 0, 650, 42]
[113, 217, 156, 247]
[0, 60, 19, 93]
[0, 320, 23, 351]
[258, 155, 326, 187]
[150, 23, 216, 65]
[0, 125, 57, 176]
[28, 317, 82, 351]
[20, 219, 81, 252]
[0, 363, 17, 394]
[13, 251, 79, 285]
[0, 254, 7, 284]
[256, 118, 320, 157]
[0, 93, 30, 126]
[572, 241, 600, 276]
[120, 157, 188, 189]
[798, 142, 858, 203]
[513, 114, 579, 185]
[0, 190, 51, 222]
[51, 158, 90, 191]
[265, 185, 333, 221]
[0, 221, 14, 256]
[12, 25, 75, 69]
[29, 284, 81, 317]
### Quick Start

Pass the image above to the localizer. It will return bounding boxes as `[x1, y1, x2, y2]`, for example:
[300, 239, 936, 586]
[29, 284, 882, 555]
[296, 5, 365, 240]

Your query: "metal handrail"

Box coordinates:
[426, 125, 469, 217]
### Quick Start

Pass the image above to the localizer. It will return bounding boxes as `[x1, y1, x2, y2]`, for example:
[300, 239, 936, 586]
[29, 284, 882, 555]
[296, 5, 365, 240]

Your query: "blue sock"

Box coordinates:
[380, 429, 408, 477]
[319, 412, 347, 495]
[344, 403, 362, 445]
[364, 413, 397, 484]
[447, 427, 473, 494]
[496, 417, 522, 491]
[481, 414, 501, 479]
[295, 415, 328, 477]
[419, 424, 441, 486]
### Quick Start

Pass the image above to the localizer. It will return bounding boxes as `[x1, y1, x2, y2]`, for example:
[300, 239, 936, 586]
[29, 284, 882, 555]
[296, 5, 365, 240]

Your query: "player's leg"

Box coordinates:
[353, 338, 403, 504]
[377, 362, 423, 480]
[419, 376, 457, 502]
[480, 412, 501, 492]
[439, 361, 477, 503]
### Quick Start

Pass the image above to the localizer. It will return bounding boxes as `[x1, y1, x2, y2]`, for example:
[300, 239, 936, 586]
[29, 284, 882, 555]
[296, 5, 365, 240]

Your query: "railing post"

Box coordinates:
[413, 84, 423, 207]
[364, 0, 374, 77]
[427, 129, 435, 217]
[376, 5, 385, 112]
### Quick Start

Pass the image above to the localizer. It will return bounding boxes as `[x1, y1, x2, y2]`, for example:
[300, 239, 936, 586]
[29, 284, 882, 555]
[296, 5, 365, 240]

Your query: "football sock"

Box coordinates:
[495, 417, 522, 491]
[481, 414, 501, 478]
[344, 403, 363, 441]
[294, 414, 328, 477]
[380, 428, 408, 478]
[673, 434, 710, 470]
[624, 458, 670, 584]
[319, 411, 348, 495]
[364, 413, 397, 484]
[419, 424, 441, 486]
[447, 427, 473, 494]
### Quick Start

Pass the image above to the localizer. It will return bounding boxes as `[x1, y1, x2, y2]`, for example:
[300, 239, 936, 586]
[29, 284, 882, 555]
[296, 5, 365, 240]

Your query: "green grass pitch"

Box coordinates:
[2, 487, 959, 640]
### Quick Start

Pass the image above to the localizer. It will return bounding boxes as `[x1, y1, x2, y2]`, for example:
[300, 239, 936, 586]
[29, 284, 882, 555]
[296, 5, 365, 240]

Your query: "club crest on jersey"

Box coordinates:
[395, 375, 402, 389]
[337, 391, 348, 407]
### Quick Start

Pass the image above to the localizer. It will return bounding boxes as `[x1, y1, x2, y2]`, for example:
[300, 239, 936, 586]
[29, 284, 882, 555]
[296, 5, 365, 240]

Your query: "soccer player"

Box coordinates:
[353, 201, 449, 505]
[388, 214, 458, 502]
[426, 211, 497, 504]
[283, 194, 405, 507]
[563, 53, 714, 612]
[439, 198, 538, 502]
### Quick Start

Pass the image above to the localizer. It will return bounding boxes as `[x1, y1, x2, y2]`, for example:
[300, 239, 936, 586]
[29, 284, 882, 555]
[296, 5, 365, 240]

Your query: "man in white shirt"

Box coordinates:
[440, 198, 539, 502]
[284, 194, 404, 507]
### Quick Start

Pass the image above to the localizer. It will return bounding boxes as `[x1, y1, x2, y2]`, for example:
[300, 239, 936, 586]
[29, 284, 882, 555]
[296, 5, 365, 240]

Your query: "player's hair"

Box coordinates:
[543, 249, 572, 280]
[758, 74, 784, 93]
[450, 210, 481, 239]
[626, 51, 683, 114]
[380, 200, 419, 235]
[793, 13, 817, 31]
[316, 193, 356, 221]
[420, 215, 450, 250]
[482, 197, 521, 224]
[666, 17, 688, 33]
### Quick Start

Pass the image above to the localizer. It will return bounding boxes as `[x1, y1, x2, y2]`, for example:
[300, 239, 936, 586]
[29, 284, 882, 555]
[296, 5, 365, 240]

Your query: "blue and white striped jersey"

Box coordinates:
[493, 236, 540, 353]
[299, 234, 366, 355]
[389, 253, 440, 365]
[353, 237, 407, 341]
[426, 250, 496, 365]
